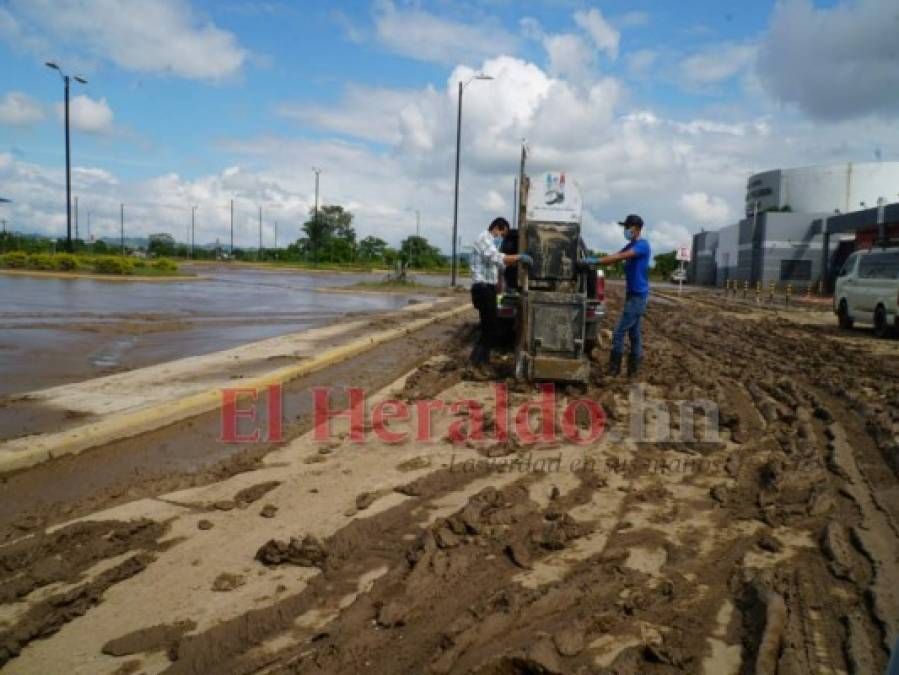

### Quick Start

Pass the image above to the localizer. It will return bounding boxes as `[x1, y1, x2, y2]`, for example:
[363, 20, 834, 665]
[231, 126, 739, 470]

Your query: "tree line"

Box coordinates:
[0, 204, 452, 269]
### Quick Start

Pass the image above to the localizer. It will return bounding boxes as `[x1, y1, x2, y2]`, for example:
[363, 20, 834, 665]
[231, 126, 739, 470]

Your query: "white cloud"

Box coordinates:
[480, 190, 506, 211]
[0, 91, 43, 126]
[757, 0, 899, 120]
[680, 192, 732, 225]
[373, 0, 517, 66]
[680, 42, 757, 87]
[626, 49, 657, 77]
[56, 95, 114, 134]
[573, 8, 620, 60]
[649, 220, 694, 254]
[543, 33, 595, 81]
[1, 0, 247, 80]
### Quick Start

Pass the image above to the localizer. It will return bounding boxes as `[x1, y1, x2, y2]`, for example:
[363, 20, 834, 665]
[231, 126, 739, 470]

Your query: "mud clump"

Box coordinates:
[1, 552, 156, 667]
[232, 480, 281, 507]
[101, 619, 197, 658]
[212, 572, 246, 592]
[0, 518, 166, 605]
[255, 535, 328, 568]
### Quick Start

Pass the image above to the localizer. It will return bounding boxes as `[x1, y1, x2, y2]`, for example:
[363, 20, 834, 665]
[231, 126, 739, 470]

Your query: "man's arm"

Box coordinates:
[598, 248, 638, 265]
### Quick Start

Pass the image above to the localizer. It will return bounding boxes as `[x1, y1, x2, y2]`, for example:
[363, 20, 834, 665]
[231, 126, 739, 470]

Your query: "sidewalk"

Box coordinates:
[0, 298, 468, 474]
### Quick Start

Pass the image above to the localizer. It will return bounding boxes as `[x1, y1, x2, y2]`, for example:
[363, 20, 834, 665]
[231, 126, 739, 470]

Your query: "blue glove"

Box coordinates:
[583, 256, 599, 265]
[518, 253, 534, 266]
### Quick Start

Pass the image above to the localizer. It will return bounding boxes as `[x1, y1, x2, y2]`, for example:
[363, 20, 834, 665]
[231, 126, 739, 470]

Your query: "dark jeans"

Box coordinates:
[470, 282, 497, 364]
[612, 293, 648, 357]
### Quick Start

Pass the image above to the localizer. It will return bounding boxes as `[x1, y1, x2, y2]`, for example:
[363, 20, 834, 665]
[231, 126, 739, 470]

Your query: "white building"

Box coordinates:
[690, 161, 899, 289]
[745, 161, 899, 216]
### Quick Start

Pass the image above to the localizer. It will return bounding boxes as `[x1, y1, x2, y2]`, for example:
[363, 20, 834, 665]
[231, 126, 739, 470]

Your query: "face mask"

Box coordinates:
[494, 236, 503, 248]
[624, 228, 635, 241]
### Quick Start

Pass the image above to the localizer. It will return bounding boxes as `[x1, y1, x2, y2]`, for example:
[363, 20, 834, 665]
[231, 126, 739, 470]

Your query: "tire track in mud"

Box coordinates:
[134, 290, 895, 674]
[2, 289, 896, 674]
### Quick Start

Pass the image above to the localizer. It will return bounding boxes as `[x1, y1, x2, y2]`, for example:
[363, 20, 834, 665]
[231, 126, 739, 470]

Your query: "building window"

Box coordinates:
[780, 259, 812, 281]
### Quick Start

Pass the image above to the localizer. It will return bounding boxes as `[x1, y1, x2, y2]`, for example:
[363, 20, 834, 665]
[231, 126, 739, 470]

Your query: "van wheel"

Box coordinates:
[873, 305, 889, 338]
[837, 300, 854, 329]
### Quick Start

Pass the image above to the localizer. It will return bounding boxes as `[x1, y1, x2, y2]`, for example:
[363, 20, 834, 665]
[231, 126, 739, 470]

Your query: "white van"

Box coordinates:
[834, 247, 899, 337]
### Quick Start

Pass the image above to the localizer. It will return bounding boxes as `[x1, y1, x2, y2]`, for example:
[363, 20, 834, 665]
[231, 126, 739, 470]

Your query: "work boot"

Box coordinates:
[627, 354, 641, 379]
[607, 351, 622, 376]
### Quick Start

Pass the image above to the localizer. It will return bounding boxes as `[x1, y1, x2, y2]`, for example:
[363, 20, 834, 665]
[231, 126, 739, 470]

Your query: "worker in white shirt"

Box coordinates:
[469, 217, 533, 370]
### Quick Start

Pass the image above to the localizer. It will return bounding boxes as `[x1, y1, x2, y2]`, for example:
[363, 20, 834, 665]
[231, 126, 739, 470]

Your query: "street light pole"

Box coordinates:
[312, 167, 322, 260]
[191, 205, 197, 259]
[46, 63, 87, 253]
[451, 73, 493, 287]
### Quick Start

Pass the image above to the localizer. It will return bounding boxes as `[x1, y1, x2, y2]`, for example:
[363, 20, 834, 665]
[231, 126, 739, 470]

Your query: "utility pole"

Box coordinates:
[512, 177, 518, 229]
[46, 63, 86, 252]
[120, 203, 124, 255]
[312, 167, 321, 260]
[74, 196, 79, 243]
[191, 205, 197, 259]
[258, 206, 263, 261]
[274, 221, 278, 249]
[415, 209, 420, 237]
[87, 209, 91, 242]
[230, 199, 234, 255]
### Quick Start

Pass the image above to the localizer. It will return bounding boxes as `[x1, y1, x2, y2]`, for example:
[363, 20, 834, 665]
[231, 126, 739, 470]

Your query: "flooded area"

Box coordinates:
[0, 264, 437, 395]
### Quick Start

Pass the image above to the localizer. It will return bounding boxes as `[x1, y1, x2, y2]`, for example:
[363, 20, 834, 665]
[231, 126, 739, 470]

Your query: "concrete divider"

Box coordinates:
[0, 303, 470, 475]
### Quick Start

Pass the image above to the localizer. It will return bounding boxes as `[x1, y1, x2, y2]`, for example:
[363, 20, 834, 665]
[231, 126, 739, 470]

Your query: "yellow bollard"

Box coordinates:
[768, 281, 775, 303]
[806, 283, 812, 298]
[786, 283, 793, 306]
[756, 281, 762, 304]
[743, 280, 748, 299]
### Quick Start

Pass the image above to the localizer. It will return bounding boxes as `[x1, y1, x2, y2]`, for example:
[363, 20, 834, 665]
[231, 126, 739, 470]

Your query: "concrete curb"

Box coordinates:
[0, 303, 470, 475]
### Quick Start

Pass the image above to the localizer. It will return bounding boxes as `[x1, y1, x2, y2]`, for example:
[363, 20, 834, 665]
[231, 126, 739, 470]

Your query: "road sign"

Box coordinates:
[676, 245, 691, 262]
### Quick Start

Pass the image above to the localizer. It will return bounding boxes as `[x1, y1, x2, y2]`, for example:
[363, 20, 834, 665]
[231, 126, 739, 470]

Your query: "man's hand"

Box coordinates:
[518, 253, 534, 266]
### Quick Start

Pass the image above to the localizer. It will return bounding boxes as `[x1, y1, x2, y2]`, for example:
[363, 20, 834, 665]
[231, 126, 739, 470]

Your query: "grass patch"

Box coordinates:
[0, 252, 185, 277]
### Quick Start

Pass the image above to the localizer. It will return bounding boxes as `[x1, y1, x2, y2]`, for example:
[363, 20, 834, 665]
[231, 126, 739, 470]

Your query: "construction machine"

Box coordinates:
[498, 151, 606, 383]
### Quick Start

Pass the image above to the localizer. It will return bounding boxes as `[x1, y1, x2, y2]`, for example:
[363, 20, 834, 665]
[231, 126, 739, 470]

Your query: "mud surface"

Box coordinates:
[0, 313, 472, 543]
[1, 286, 897, 674]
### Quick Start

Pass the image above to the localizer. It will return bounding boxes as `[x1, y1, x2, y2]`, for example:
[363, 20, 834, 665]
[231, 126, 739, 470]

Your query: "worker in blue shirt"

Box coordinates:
[595, 214, 651, 378]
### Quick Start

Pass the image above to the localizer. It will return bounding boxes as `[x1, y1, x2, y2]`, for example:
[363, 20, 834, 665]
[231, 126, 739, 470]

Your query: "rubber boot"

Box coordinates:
[627, 354, 641, 379]
[607, 351, 622, 376]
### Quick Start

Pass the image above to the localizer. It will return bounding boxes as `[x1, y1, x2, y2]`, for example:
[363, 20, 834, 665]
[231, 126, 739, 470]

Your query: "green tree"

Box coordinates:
[400, 235, 443, 268]
[301, 205, 356, 261]
[358, 236, 388, 262]
[653, 250, 677, 278]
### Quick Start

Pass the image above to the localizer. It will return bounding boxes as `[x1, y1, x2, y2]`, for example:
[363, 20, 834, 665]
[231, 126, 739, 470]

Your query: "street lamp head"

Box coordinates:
[0, 198, 11, 204]
[474, 73, 494, 80]
[45, 61, 59, 70]
[74, 76, 88, 84]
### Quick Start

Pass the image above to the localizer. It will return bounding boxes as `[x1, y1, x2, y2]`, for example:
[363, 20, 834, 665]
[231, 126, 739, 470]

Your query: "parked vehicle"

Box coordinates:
[834, 247, 899, 337]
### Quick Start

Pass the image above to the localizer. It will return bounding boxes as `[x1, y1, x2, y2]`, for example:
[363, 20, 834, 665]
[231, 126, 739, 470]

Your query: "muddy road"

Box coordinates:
[1, 286, 897, 674]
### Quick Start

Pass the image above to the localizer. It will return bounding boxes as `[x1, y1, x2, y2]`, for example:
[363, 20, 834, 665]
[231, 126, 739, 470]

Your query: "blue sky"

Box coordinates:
[1, 0, 898, 252]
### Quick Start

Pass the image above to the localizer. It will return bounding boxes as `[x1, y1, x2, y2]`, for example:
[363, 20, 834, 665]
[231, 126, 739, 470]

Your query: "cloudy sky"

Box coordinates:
[1, 0, 898, 254]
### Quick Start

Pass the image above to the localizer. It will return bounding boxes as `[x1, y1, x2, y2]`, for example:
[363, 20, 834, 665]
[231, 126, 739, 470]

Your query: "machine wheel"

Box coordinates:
[873, 305, 890, 338]
[837, 300, 854, 330]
